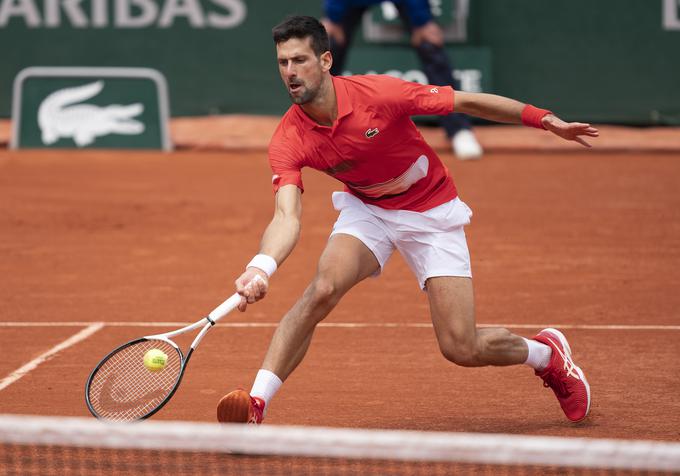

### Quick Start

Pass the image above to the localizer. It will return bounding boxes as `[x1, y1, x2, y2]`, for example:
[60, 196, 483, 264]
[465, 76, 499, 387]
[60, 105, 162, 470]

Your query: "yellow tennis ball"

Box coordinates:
[143, 348, 168, 372]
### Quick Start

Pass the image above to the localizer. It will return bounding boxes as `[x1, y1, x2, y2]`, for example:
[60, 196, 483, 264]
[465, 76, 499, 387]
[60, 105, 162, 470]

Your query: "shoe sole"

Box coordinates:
[217, 389, 251, 423]
[542, 328, 591, 421]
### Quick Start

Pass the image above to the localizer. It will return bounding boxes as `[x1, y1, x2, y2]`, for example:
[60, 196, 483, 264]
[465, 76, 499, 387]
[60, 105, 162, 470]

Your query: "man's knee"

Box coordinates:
[305, 275, 342, 309]
[438, 334, 481, 367]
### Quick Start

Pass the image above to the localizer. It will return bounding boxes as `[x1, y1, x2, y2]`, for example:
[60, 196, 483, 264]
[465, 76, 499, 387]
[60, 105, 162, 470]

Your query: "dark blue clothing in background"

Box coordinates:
[325, 0, 432, 28]
[324, 0, 472, 138]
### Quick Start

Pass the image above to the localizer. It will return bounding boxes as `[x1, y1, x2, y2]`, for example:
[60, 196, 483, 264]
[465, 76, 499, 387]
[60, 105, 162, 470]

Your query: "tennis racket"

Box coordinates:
[85, 290, 247, 422]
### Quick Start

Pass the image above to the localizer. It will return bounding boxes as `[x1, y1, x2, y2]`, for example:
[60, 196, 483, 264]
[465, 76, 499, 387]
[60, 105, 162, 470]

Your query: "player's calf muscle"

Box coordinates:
[477, 328, 527, 365]
[437, 328, 525, 367]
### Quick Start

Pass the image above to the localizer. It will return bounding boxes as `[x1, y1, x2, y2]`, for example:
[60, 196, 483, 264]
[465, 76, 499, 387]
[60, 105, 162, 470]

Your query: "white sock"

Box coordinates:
[250, 369, 283, 412]
[523, 338, 552, 371]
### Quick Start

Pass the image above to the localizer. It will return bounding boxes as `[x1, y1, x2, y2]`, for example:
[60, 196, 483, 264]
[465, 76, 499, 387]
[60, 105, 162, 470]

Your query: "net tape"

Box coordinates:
[0, 414, 679, 472]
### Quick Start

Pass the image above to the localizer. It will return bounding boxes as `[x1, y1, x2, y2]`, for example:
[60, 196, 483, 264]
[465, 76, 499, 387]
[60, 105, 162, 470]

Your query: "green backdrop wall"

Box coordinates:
[1, 0, 678, 124]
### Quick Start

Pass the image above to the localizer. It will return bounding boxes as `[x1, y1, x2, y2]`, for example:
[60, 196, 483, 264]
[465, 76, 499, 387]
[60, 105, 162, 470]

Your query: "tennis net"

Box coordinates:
[1, 414, 679, 475]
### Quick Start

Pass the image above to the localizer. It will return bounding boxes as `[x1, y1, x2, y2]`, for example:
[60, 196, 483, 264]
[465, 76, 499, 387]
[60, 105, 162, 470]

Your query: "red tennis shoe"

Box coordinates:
[533, 328, 591, 422]
[216, 389, 265, 424]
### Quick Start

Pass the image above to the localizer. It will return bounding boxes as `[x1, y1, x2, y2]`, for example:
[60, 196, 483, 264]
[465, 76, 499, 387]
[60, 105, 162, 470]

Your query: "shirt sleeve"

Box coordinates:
[268, 137, 305, 194]
[378, 75, 455, 117]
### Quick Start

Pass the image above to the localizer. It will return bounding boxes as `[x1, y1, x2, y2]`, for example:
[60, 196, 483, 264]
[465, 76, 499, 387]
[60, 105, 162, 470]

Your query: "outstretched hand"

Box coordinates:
[542, 115, 599, 147]
[235, 268, 269, 312]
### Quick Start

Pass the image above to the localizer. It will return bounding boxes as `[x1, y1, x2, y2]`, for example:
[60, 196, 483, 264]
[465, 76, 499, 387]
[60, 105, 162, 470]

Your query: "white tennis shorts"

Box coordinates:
[330, 192, 473, 290]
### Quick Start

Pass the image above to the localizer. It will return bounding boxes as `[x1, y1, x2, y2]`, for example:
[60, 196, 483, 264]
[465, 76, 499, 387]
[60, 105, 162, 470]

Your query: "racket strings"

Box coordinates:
[88, 340, 182, 421]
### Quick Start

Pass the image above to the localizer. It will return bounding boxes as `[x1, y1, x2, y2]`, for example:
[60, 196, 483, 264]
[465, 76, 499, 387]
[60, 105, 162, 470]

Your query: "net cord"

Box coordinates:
[0, 415, 678, 471]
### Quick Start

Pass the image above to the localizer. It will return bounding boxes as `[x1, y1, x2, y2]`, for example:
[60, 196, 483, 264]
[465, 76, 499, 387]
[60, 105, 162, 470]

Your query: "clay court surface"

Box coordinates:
[1, 145, 679, 442]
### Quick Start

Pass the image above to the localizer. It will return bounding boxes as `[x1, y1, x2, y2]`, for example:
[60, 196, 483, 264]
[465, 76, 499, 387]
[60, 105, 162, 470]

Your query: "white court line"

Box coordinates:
[0, 323, 104, 392]
[0, 322, 679, 330]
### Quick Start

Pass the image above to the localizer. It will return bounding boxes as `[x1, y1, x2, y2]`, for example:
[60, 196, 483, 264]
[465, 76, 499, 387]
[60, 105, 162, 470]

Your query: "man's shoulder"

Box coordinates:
[268, 107, 306, 162]
[337, 74, 410, 106]
[270, 107, 304, 145]
[337, 73, 406, 91]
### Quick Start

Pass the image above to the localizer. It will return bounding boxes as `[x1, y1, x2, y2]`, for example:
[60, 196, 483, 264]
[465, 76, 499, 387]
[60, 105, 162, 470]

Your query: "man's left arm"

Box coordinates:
[454, 90, 599, 147]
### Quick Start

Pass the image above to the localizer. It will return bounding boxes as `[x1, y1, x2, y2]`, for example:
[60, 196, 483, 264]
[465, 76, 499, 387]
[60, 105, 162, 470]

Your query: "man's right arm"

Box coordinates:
[235, 184, 302, 311]
[258, 184, 302, 266]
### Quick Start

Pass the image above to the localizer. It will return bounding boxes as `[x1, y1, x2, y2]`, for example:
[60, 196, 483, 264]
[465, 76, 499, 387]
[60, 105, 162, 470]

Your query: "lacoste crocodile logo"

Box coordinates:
[365, 127, 379, 138]
[38, 81, 145, 147]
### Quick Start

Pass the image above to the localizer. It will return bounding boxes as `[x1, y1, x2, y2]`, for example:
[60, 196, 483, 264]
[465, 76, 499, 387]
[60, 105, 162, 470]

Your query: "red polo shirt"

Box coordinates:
[268, 74, 458, 212]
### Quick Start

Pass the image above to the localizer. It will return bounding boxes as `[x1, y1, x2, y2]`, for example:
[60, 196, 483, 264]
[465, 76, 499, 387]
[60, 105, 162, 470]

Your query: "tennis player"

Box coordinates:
[217, 15, 597, 424]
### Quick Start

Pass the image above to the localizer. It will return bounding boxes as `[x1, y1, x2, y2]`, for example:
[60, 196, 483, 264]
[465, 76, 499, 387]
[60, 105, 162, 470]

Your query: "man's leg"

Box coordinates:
[328, 7, 366, 76]
[425, 276, 590, 421]
[217, 233, 380, 423]
[394, 3, 482, 159]
[414, 41, 483, 160]
[261, 233, 380, 380]
[425, 276, 528, 366]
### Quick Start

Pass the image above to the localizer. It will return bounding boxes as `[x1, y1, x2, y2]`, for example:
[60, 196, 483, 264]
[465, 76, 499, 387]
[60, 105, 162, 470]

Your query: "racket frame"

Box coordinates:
[85, 293, 243, 420]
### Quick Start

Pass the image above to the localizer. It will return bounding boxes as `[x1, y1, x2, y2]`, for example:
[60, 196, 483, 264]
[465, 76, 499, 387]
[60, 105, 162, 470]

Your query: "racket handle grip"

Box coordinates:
[208, 275, 264, 322]
[208, 293, 241, 322]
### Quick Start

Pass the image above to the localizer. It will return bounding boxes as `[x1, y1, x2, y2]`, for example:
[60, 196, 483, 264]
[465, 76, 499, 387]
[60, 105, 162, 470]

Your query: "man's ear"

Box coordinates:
[320, 51, 333, 73]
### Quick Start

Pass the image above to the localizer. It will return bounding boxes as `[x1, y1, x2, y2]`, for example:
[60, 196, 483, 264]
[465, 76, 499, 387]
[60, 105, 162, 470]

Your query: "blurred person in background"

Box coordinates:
[322, 0, 483, 160]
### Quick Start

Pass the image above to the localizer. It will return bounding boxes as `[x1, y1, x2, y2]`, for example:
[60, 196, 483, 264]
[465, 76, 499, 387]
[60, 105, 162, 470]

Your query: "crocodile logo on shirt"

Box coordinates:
[365, 127, 380, 138]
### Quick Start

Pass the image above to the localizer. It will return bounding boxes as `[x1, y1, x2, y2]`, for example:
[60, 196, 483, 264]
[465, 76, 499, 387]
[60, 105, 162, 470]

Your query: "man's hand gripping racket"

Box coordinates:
[85, 275, 267, 422]
[235, 268, 269, 311]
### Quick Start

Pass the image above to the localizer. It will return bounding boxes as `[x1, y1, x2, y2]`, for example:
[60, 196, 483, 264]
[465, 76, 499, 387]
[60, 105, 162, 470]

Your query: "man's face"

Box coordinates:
[276, 37, 329, 105]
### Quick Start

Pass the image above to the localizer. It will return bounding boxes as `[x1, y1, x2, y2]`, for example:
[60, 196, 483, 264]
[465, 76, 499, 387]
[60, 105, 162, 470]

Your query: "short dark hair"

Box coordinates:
[272, 15, 330, 57]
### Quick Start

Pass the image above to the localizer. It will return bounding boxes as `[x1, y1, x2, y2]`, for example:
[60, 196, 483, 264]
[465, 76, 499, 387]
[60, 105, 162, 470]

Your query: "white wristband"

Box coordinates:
[246, 254, 277, 277]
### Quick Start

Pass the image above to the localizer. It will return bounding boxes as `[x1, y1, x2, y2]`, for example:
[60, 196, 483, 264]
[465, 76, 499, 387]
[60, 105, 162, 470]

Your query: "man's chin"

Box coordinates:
[288, 94, 309, 105]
